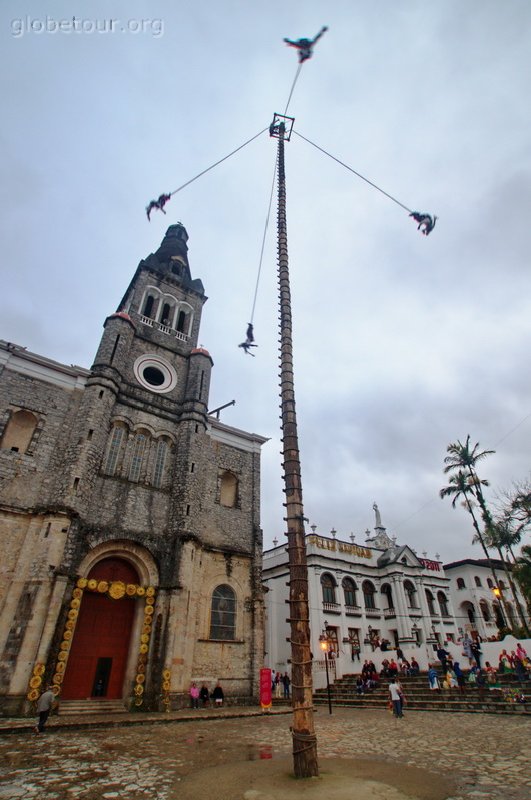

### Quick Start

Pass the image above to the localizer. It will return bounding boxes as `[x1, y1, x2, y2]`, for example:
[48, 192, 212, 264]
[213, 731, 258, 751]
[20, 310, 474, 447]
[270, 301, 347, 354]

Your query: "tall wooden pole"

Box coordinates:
[276, 122, 319, 778]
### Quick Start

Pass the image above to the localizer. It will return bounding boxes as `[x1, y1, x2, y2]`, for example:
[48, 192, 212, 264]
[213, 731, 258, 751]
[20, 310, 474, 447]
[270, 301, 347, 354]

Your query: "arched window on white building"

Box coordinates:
[321, 573, 337, 605]
[381, 583, 394, 610]
[425, 589, 436, 615]
[479, 599, 491, 621]
[404, 580, 418, 608]
[342, 577, 357, 608]
[437, 591, 449, 617]
[362, 580, 376, 610]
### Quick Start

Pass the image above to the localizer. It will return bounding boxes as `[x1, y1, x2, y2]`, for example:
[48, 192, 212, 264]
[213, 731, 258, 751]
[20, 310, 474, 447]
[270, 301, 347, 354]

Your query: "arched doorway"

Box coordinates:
[61, 558, 139, 700]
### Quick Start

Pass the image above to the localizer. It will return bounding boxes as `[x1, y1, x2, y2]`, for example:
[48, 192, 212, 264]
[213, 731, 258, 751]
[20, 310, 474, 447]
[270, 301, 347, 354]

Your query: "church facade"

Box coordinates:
[0, 224, 267, 714]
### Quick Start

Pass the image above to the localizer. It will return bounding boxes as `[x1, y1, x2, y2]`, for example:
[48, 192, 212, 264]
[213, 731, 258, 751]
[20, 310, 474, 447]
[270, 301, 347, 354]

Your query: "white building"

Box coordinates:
[444, 558, 528, 640]
[263, 505, 460, 686]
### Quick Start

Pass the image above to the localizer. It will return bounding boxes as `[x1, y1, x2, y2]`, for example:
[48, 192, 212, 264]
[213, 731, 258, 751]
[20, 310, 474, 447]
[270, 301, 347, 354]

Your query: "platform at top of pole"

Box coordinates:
[269, 113, 295, 141]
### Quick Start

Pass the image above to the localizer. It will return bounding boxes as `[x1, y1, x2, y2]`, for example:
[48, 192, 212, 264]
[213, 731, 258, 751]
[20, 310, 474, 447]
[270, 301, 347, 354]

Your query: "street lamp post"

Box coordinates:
[319, 624, 332, 715]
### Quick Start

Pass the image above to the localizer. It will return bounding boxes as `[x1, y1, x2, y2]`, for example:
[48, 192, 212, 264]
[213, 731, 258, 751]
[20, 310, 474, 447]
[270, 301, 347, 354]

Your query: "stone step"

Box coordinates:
[315, 688, 530, 701]
[314, 697, 531, 715]
[58, 699, 127, 716]
[315, 672, 531, 715]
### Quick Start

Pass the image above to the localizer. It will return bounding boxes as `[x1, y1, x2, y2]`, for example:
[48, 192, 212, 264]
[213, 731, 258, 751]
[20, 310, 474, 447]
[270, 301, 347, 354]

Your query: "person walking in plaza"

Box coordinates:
[282, 671, 291, 699]
[275, 671, 282, 698]
[389, 678, 404, 718]
[189, 682, 200, 709]
[35, 686, 55, 734]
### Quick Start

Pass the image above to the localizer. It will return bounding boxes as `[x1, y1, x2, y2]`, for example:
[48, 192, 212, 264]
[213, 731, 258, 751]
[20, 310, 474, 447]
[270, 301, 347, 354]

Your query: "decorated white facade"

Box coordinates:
[263, 505, 460, 686]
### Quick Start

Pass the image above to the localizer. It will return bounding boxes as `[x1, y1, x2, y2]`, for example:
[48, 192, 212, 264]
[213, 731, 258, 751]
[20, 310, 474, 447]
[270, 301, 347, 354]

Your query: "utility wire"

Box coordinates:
[168, 127, 269, 198]
[250, 151, 278, 325]
[284, 63, 303, 116]
[294, 129, 413, 214]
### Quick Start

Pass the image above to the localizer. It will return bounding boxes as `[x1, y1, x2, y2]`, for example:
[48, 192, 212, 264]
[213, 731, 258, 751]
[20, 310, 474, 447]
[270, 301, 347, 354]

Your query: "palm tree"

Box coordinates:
[443, 436, 529, 632]
[443, 436, 495, 529]
[439, 471, 496, 569]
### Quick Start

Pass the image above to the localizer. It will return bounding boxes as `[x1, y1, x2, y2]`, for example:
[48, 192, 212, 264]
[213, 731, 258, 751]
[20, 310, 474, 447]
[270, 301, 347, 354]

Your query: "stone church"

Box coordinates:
[0, 224, 267, 714]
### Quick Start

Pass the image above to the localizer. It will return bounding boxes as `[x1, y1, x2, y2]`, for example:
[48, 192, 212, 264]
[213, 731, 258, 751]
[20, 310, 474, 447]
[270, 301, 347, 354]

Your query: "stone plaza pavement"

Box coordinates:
[0, 707, 529, 800]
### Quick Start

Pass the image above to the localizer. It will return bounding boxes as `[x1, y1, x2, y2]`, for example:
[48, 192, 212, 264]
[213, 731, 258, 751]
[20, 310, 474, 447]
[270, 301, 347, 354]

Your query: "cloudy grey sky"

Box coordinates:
[2, 1, 530, 561]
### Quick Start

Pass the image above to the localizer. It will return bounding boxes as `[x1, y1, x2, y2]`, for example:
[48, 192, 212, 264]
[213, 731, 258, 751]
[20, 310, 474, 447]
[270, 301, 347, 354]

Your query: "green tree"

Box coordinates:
[497, 480, 531, 560]
[441, 436, 516, 630]
[439, 470, 501, 586]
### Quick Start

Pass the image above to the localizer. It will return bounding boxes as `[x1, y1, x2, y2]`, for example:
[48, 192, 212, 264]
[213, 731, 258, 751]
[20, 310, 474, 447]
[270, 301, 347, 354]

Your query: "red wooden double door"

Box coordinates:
[60, 558, 138, 700]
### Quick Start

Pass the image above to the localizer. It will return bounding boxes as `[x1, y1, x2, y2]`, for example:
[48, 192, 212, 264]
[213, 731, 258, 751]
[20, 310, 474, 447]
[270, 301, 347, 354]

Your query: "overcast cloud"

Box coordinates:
[1, 0, 530, 561]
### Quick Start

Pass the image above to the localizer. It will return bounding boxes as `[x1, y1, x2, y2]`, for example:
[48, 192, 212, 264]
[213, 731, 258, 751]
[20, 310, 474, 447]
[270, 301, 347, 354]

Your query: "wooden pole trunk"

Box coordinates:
[276, 123, 319, 778]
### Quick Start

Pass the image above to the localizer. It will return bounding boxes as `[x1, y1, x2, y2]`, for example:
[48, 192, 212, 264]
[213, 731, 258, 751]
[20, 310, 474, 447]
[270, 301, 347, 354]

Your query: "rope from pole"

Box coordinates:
[293, 129, 413, 213]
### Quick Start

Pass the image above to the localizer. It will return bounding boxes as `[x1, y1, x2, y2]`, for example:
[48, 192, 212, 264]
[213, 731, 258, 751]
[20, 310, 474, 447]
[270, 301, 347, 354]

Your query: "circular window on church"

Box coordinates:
[133, 354, 177, 394]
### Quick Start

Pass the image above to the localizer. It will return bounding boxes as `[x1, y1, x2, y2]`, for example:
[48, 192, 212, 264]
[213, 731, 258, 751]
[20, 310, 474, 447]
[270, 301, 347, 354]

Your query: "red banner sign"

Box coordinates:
[419, 558, 441, 572]
[260, 668, 272, 709]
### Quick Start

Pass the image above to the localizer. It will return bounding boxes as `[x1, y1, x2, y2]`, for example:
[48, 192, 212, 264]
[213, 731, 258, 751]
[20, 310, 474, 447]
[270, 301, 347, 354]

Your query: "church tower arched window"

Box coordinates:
[129, 432, 148, 482]
[153, 438, 169, 488]
[104, 424, 126, 475]
[160, 302, 173, 327]
[142, 293, 157, 319]
[209, 585, 236, 640]
[219, 470, 238, 508]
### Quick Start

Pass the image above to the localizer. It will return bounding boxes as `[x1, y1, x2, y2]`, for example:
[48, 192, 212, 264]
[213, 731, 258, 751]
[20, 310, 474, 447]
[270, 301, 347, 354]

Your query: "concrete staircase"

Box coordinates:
[58, 699, 127, 716]
[314, 672, 531, 715]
